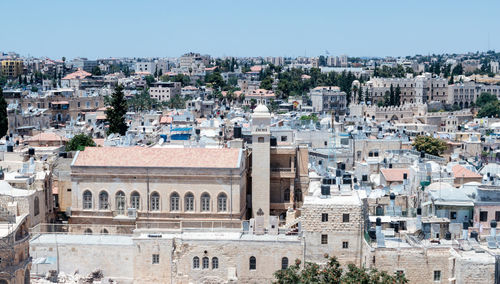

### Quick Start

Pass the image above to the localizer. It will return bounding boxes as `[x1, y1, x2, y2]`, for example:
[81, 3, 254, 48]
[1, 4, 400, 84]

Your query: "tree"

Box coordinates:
[128, 90, 157, 112]
[394, 85, 401, 106]
[476, 92, 497, 108]
[105, 85, 128, 135]
[389, 84, 395, 106]
[273, 255, 407, 284]
[0, 88, 8, 138]
[66, 133, 96, 151]
[92, 66, 102, 76]
[260, 76, 274, 90]
[358, 87, 364, 103]
[145, 75, 156, 87]
[413, 135, 447, 156]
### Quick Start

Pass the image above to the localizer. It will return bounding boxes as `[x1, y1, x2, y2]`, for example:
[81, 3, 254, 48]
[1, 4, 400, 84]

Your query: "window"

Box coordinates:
[84, 228, 92, 235]
[281, 136, 287, 142]
[202, 257, 209, 269]
[480, 211, 488, 222]
[212, 257, 219, 269]
[322, 213, 328, 222]
[83, 191, 92, 209]
[249, 256, 256, 270]
[34, 197, 40, 216]
[343, 241, 349, 249]
[99, 191, 109, 210]
[151, 192, 160, 211]
[450, 211, 457, 220]
[185, 193, 194, 211]
[201, 193, 210, 212]
[170, 192, 180, 211]
[152, 254, 159, 264]
[284, 188, 290, 202]
[343, 214, 350, 223]
[281, 257, 288, 270]
[131, 192, 140, 210]
[218, 193, 227, 212]
[434, 270, 441, 281]
[115, 191, 126, 211]
[496, 211, 500, 222]
[193, 257, 200, 269]
[258, 137, 264, 143]
[100, 228, 109, 234]
[86, 101, 90, 108]
[77, 102, 81, 108]
[321, 234, 328, 244]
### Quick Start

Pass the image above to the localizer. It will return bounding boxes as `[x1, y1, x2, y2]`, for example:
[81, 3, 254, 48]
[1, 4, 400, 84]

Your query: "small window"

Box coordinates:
[480, 211, 488, 222]
[342, 241, 349, 249]
[434, 270, 441, 281]
[321, 234, 328, 244]
[212, 257, 219, 269]
[202, 257, 209, 269]
[281, 257, 288, 270]
[280, 136, 287, 142]
[152, 254, 159, 264]
[249, 256, 256, 270]
[193, 257, 200, 269]
[343, 214, 350, 223]
[450, 212, 457, 220]
[496, 211, 500, 222]
[258, 137, 264, 143]
[321, 213, 328, 222]
[324, 141, 327, 146]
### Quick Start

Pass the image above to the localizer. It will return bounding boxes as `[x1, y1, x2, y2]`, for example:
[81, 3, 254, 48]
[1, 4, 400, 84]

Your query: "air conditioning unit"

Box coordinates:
[127, 208, 137, 219]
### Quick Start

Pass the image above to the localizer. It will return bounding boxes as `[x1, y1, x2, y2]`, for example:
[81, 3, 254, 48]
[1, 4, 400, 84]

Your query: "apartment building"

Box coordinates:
[310, 86, 347, 114]
[149, 81, 181, 102]
[1, 60, 24, 78]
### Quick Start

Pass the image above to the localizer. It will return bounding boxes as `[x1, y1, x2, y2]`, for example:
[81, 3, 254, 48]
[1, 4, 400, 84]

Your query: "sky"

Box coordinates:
[1, 0, 499, 60]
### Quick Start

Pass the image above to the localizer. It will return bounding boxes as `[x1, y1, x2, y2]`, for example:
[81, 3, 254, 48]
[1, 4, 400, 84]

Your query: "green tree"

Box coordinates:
[105, 85, 128, 135]
[389, 84, 395, 106]
[66, 133, 96, 151]
[394, 85, 401, 106]
[129, 90, 157, 112]
[260, 76, 274, 90]
[476, 92, 497, 108]
[358, 87, 364, 103]
[145, 75, 156, 87]
[92, 66, 102, 76]
[0, 88, 8, 138]
[413, 135, 447, 156]
[477, 102, 500, 118]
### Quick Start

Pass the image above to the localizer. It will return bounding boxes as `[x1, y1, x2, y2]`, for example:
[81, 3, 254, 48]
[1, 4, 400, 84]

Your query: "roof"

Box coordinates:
[26, 132, 68, 142]
[62, 69, 92, 80]
[452, 164, 482, 179]
[380, 168, 409, 182]
[72, 147, 242, 169]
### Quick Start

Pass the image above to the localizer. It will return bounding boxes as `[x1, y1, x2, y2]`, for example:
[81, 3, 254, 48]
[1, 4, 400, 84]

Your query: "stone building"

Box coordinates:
[0, 211, 31, 284]
[309, 86, 347, 114]
[448, 81, 500, 108]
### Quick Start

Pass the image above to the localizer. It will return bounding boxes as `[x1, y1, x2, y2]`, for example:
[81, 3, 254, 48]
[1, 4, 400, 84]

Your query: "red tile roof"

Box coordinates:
[452, 165, 482, 179]
[73, 147, 242, 169]
[62, 70, 92, 80]
[380, 168, 409, 182]
[26, 132, 68, 142]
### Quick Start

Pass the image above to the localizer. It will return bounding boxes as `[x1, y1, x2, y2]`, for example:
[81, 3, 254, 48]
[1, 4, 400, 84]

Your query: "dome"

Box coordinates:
[253, 104, 269, 114]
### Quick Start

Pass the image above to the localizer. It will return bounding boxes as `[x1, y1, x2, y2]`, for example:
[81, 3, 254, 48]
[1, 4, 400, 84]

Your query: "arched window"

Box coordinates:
[151, 192, 160, 211]
[202, 257, 209, 269]
[281, 257, 288, 270]
[193, 256, 200, 269]
[99, 191, 109, 210]
[116, 191, 126, 212]
[201, 193, 210, 212]
[100, 228, 109, 234]
[130, 191, 140, 210]
[83, 191, 92, 209]
[217, 193, 227, 212]
[212, 257, 219, 269]
[170, 192, 180, 211]
[34, 196, 40, 216]
[185, 193, 194, 211]
[84, 228, 92, 235]
[249, 256, 256, 270]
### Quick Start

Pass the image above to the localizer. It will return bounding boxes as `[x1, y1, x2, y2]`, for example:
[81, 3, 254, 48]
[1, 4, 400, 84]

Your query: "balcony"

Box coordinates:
[271, 167, 295, 178]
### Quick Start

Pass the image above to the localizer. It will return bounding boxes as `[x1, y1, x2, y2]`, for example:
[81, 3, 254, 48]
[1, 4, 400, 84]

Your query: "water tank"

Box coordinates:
[445, 231, 452, 240]
[233, 125, 242, 138]
[59, 152, 68, 158]
[420, 151, 425, 158]
[28, 148, 35, 156]
[463, 222, 469, 230]
[491, 220, 498, 228]
[389, 163, 393, 168]
[340, 163, 346, 170]
[357, 126, 362, 130]
[362, 175, 368, 182]
[342, 176, 352, 184]
[390, 193, 396, 200]
[195, 129, 201, 135]
[470, 231, 478, 241]
[6, 145, 13, 152]
[376, 217, 382, 226]
[321, 185, 330, 196]
[403, 173, 408, 180]
[368, 228, 377, 239]
[335, 169, 342, 177]
[219, 131, 223, 137]
[270, 137, 277, 146]
[417, 207, 422, 215]
[353, 177, 358, 183]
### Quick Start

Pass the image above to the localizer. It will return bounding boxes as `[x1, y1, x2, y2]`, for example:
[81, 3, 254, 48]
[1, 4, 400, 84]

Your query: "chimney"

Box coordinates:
[491, 220, 497, 237]
[462, 222, 469, 240]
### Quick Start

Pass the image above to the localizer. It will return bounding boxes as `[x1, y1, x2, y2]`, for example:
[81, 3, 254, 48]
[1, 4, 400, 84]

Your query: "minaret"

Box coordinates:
[251, 104, 271, 226]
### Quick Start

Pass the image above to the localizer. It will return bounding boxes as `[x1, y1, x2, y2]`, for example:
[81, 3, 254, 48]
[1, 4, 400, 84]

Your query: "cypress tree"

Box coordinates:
[0, 88, 8, 138]
[105, 84, 128, 135]
[395, 85, 401, 106]
[389, 84, 395, 106]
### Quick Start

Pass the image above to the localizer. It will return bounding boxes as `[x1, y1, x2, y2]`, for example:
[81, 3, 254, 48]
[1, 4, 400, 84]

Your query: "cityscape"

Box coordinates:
[1, 1, 500, 284]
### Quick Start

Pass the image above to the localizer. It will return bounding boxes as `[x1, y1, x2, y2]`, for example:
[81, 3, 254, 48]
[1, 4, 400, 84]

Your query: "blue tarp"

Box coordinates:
[170, 127, 192, 132]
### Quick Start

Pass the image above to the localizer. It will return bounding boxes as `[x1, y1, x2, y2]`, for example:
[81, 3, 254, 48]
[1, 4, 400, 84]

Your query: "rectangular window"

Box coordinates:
[321, 234, 328, 244]
[342, 241, 349, 249]
[496, 211, 500, 222]
[152, 254, 159, 264]
[480, 211, 488, 222]
[434, 270, 441, 281]
[258, 137, 264, 143]
[450, 212, 457, 220]
[322, 213, 328, 222]
[343, 214, 350, 223]
[281, 136, 287, 142]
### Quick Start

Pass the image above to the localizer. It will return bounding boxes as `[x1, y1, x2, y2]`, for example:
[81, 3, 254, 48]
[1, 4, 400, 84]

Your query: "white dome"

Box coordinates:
[254, 104, 269, 114]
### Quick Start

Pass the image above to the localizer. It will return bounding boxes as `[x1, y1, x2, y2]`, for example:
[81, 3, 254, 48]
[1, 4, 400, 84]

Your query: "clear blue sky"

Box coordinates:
[1, 0, 499, 60]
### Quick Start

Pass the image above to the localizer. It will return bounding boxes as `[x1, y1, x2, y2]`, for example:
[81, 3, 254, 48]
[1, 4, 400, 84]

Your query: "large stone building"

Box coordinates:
[310, 86, 347, 114]
[448, 81, 500, 108]
[0, 211, 31, 284]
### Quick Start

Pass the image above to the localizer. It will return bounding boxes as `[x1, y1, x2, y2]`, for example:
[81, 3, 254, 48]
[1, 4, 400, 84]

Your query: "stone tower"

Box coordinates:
[251, 104, 271, 226]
